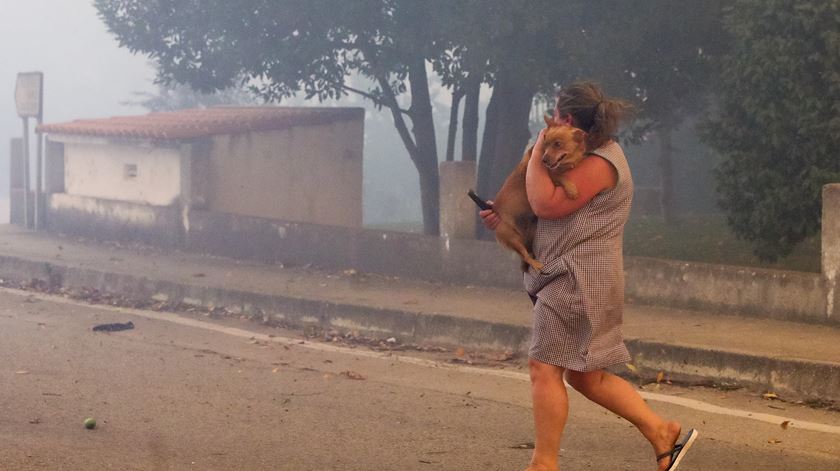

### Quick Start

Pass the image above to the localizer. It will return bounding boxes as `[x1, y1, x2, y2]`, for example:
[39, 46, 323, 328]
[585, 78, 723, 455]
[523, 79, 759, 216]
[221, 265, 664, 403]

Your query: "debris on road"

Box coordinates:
[340, 370, 366, 380]
[92, 321, 135, 332]
[510, 442, 535, 449]
[84, 418, 97, 430]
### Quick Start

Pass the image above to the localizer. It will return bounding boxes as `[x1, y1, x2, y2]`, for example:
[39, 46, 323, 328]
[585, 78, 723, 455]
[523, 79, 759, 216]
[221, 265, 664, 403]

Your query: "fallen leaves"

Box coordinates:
[762, 392, 779, 400]
[488, 350, 515, 362]
[340, 370, 366, 380]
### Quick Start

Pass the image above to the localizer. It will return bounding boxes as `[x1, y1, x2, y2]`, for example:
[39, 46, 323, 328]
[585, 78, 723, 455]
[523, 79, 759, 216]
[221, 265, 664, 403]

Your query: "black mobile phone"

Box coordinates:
[467, 189, 493, 211]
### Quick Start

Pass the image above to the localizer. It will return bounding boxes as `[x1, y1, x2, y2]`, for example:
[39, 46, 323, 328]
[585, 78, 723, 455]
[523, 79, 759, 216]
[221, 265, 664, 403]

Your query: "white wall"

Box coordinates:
[64, 142, 181, 206]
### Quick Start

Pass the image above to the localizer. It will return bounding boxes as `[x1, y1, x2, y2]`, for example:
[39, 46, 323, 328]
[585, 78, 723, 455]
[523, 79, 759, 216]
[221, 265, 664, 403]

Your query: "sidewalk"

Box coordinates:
[0, 224, 838, 403]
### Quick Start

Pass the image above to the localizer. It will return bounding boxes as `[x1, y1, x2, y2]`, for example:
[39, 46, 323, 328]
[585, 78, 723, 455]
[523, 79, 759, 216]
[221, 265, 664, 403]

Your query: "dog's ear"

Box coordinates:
[544, 114, 554, 127]
[572, 128, 585, 143]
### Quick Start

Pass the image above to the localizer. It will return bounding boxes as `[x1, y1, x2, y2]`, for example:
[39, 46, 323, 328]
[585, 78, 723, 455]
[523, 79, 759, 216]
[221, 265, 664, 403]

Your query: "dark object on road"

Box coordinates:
[510, 442, 535, 449]
[92, 321, 135, 332]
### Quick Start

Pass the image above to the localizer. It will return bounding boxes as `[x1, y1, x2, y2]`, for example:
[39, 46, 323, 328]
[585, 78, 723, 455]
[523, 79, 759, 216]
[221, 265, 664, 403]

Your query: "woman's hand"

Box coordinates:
[479, 203, 501, 231]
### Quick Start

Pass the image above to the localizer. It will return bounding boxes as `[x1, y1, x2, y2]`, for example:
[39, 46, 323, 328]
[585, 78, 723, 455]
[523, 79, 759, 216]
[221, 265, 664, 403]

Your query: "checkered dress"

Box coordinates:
[523, 140, 633, 372]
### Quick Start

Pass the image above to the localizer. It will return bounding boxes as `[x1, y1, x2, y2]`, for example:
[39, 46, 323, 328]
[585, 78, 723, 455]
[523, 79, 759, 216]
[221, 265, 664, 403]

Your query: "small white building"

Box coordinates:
[36, 106, 364, 244]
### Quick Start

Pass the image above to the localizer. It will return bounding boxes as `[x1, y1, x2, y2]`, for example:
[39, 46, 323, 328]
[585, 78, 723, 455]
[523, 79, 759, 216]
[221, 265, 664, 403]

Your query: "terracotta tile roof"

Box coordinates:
[37, 106, 364, 141]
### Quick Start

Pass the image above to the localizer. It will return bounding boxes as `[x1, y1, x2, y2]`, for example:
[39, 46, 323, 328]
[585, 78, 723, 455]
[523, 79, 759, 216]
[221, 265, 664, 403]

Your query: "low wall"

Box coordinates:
[185, 209, 524, 287]
[183, 209, 832, 324]
[43, 203, 833, 324]
[625, 257, 827, 323]
[46, 193, 182, 247]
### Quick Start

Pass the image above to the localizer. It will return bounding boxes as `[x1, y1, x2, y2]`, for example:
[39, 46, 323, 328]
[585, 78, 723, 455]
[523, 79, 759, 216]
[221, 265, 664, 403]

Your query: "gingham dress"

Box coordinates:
[524, 140, 633, 372]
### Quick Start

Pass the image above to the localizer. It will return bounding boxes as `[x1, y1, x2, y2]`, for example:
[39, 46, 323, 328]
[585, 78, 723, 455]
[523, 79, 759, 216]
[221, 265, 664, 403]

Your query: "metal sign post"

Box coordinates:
[15, 72, 44, 229]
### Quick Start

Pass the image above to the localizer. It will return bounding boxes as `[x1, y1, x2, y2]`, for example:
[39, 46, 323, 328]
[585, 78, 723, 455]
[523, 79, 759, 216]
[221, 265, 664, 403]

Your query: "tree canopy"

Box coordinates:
[97, 0, 448, 233]
[97, 0, 730, 239]
[702, 0, 840, 260]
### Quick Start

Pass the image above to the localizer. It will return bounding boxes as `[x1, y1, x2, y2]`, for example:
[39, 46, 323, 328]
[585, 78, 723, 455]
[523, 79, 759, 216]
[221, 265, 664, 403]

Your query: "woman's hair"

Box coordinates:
[555, 81, 633, 150]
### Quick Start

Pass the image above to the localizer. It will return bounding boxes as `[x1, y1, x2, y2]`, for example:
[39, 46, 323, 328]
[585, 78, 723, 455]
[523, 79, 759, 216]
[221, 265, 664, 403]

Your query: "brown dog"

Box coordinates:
[491, 117, 587, 272]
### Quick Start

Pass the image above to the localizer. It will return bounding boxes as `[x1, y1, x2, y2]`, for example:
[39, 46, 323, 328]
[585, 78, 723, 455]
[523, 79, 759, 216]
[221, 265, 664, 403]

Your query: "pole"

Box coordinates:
[34, 74, 44, 230]
[35, 117, 43, 230]
[22, 117, 30, 229]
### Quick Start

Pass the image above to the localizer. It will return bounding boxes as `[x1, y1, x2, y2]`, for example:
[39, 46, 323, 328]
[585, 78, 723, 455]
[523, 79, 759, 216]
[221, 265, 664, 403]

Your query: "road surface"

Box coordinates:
[1, 288, 839, 470]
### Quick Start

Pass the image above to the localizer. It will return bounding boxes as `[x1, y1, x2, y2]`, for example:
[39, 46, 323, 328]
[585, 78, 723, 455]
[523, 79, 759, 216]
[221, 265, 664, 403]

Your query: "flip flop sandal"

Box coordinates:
[657, 428, 699, 471]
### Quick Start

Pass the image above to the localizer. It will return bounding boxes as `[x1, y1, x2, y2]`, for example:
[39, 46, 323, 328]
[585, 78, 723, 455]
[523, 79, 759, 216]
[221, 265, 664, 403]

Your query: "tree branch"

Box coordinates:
[376, 74, 417, 157]
[339, 84, 410, 116]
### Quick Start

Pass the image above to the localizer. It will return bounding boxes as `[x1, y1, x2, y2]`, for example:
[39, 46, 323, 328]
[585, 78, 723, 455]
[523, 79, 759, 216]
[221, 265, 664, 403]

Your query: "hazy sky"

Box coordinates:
[1, 0, 155, 195]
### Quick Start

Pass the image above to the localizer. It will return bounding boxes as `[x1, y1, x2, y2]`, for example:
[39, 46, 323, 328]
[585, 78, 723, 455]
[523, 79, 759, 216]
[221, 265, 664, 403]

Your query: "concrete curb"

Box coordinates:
[0, 254, 837, 404]
[0, 255, 532, 353]
[625, 340, 840, 404]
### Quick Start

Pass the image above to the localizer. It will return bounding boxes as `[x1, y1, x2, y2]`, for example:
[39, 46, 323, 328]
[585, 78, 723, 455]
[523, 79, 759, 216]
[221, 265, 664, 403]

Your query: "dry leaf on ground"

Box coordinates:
[341, 370, 366, 380]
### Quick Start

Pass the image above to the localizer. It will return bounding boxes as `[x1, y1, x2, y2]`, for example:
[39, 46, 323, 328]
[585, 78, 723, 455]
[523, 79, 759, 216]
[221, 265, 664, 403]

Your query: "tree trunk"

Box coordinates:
[461, 74, 481, 162]
[476, 71, 537, 239]
[445, 88, 464, 162]
[407, 56, 441, 236]
[658, 125, 677, 224]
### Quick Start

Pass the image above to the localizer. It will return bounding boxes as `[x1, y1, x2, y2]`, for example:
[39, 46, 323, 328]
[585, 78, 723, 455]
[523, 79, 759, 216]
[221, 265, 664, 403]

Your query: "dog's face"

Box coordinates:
[541, 115, 586, 174]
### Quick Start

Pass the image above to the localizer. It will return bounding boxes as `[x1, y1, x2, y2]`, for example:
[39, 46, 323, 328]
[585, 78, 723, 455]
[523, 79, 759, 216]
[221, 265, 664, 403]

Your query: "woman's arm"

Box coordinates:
[526, 130, 618, 220]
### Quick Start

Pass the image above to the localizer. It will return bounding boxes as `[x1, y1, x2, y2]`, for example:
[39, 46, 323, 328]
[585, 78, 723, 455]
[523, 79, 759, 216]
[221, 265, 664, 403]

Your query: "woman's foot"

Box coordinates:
[652, 420, 682, 471]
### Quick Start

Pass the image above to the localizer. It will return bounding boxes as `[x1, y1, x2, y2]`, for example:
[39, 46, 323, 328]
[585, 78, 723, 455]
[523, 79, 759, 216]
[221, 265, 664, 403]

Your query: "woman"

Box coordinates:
[480, 81, 697, 471]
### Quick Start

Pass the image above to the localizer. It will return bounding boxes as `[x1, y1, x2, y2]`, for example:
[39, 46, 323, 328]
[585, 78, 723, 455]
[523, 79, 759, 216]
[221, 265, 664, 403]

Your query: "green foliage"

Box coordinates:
[95, 0, 404, 103]
[96, 0, 731, 238]
[702, 0, 840, 260]
[624, 214, 820, 272]
[95, 0, 450, 234]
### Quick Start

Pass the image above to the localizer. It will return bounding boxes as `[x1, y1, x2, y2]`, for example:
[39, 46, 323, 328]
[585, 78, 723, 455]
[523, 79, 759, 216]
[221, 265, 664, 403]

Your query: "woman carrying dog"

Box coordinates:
[480, 81, 696, 471]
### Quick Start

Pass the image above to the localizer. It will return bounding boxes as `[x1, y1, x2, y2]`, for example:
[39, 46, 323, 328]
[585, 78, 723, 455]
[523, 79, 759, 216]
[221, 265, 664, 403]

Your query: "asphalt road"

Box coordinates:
[2, 288, 839, 470]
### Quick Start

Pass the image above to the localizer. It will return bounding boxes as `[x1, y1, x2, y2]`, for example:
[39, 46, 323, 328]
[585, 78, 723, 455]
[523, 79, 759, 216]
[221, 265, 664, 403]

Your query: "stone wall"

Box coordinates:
[181, 208, 834, 324]
[36, 178, 840, 325]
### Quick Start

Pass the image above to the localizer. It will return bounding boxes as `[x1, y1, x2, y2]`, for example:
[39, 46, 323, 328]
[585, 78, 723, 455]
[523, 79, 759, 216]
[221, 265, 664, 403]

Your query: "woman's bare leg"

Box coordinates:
[525, 358, 568, 471]
[565, 369, 681, 471]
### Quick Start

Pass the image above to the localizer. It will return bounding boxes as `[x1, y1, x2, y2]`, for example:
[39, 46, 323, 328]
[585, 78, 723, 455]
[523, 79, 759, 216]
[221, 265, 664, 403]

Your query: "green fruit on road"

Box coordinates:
[84, 418, 96, 429]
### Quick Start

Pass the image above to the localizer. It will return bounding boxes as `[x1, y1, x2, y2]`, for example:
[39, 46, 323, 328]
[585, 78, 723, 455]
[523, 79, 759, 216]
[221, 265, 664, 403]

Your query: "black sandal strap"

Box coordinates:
[656, 443, 683, 462]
